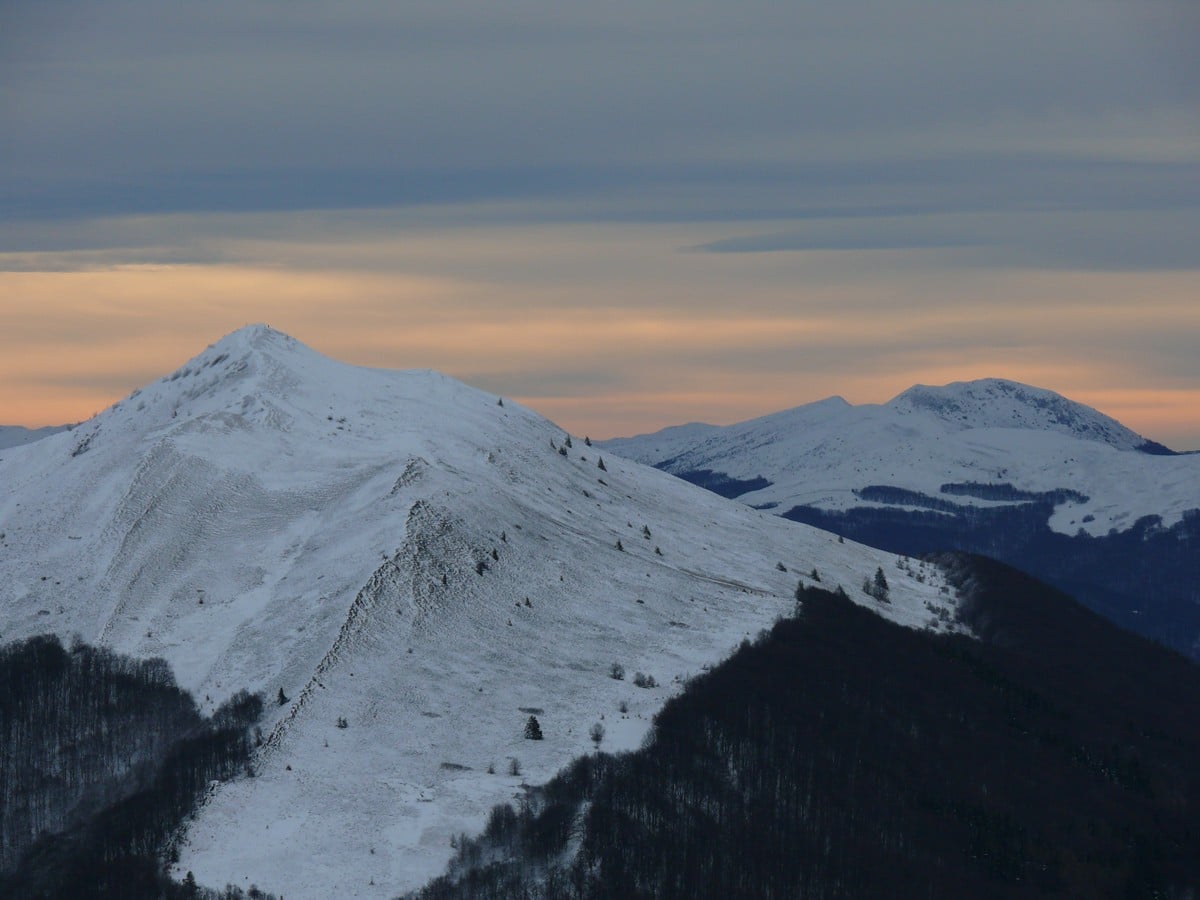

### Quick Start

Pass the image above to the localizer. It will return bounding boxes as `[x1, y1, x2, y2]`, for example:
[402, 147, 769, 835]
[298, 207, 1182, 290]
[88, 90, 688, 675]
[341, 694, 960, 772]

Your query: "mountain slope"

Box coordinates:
[0, 425, 71, 451]
[603, 380, 1200, 657]
[412, 558, 1200, 898]
[0, 326, 955, 898]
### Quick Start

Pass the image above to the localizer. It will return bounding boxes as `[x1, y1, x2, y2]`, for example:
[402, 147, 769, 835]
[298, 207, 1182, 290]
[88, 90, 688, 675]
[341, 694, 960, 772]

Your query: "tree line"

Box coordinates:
[0, 633, 269, 899]
[411, 564, 1200, 899]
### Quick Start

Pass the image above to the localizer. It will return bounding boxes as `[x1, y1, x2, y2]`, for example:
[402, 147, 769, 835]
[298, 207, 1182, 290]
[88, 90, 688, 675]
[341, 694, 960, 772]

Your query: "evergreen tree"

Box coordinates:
[276, 688, 288, 706]
[524, 716, 544, 740]
[597, 457, 607, 471]
[872, 566, 890, 603]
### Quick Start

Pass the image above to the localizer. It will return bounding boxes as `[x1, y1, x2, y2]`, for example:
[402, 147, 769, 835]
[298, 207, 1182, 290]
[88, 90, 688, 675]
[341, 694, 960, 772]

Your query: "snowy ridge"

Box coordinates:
[605, 381, 1200, 537]
[889, 379, 1147, 450]
[0, 326, 956, 898]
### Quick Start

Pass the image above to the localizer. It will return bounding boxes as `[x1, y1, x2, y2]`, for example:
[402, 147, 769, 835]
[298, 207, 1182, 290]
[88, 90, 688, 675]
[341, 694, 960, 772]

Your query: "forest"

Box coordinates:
[411, 555, 1200, 899]
[783, 494, 1200, 659]
[0, 634, 268, 899]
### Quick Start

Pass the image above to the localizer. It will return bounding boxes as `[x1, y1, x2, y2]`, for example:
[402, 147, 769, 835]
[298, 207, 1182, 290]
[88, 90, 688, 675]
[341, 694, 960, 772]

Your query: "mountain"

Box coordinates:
[0, 424, 72, 451]
[0, 325, 956, 898]
[603, 379, 1200, 657]
[412, 556, 1200, 898]
[890, 379, 1163, 451]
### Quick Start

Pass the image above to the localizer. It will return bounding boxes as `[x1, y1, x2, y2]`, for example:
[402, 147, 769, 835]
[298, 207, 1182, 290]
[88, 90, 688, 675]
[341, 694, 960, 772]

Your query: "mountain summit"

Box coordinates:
[0, 327, 954, 898]
[887, 378, 1157, 452]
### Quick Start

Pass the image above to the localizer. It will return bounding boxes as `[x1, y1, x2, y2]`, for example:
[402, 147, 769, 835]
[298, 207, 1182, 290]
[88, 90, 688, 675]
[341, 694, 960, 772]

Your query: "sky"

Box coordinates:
[2, 1, 1198, 447]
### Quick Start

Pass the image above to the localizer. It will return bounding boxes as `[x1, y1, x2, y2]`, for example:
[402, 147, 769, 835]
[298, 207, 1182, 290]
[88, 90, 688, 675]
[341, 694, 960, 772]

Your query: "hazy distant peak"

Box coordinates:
[887, 378, 1149, 451]
[817, 394, 852, 408]
[0, 424, 73, 451]
[781, 395, 852, 415]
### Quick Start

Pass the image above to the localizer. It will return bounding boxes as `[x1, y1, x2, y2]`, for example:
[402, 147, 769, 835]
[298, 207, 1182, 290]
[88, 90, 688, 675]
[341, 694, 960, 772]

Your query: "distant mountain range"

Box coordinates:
[0, 424, 72, 451]
[604, 379, 1200, 658]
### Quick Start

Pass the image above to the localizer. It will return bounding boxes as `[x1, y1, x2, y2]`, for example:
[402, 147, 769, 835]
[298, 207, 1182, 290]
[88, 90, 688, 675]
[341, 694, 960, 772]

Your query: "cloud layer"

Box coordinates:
[1, 1, 1197, 446]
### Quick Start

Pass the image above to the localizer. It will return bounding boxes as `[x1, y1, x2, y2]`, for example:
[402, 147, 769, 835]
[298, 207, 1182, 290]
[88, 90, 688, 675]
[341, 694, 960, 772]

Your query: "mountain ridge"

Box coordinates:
[603, 379, 1200, 657]
[887, 377, 1160, 451]
[604, 377, 1197, 537]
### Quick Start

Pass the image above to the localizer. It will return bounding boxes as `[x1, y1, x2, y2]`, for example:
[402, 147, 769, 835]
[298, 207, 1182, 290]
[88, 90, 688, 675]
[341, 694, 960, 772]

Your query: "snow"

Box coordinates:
[0, 424, 71, 451]
[889, 378, 1149, 450]
[0, 325, 957, 898]
[604, 380, 1200, 537]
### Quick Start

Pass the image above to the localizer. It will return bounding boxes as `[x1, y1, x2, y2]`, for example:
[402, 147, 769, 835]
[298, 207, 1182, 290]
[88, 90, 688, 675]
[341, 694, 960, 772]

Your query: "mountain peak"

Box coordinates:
[0, 329, 957, 898]
[195, 323, 310, 366]
[887, 378, 1151, 451]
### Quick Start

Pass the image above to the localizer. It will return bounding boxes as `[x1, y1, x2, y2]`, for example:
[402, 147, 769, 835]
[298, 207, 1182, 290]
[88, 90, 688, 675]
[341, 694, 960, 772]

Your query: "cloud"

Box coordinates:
[692, 204, 1200, 272]
[1, 2, 1197, 448]
[3, 2, 1197, 221]
[2, 237, 1198, 447]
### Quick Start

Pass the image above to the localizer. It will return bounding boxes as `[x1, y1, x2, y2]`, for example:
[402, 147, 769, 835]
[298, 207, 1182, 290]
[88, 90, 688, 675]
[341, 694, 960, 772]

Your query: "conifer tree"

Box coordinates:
[872, 567, 890, 603]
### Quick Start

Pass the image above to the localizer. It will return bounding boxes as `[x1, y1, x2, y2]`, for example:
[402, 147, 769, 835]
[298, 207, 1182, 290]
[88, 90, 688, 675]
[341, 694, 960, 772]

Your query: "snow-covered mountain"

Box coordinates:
[889, 379, 1159, 452]
[603, 379, 1200, 657]
[605, 378, 1197, 536]
[0, 326, 955, 898]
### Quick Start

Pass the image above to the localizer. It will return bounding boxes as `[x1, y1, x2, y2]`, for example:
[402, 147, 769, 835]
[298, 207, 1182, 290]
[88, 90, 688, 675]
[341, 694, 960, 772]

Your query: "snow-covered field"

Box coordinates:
[0, 326, 956, 898]
[604, 379, 1200, 537]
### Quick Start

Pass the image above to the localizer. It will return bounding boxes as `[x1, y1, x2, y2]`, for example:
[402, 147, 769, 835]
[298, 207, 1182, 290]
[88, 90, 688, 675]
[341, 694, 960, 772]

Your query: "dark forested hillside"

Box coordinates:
[782, 497, 1200, 659]
[0, 635, 265, 899]
[411, 559, 1200, 899]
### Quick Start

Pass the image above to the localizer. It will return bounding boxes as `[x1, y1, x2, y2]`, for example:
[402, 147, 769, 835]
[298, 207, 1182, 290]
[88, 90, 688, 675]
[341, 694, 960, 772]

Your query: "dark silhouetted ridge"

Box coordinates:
[412, 562, 1200, 899]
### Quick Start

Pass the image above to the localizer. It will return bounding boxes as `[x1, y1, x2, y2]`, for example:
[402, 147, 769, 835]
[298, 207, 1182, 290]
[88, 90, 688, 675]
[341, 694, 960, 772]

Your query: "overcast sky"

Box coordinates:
[2, 1, 1198, 446]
